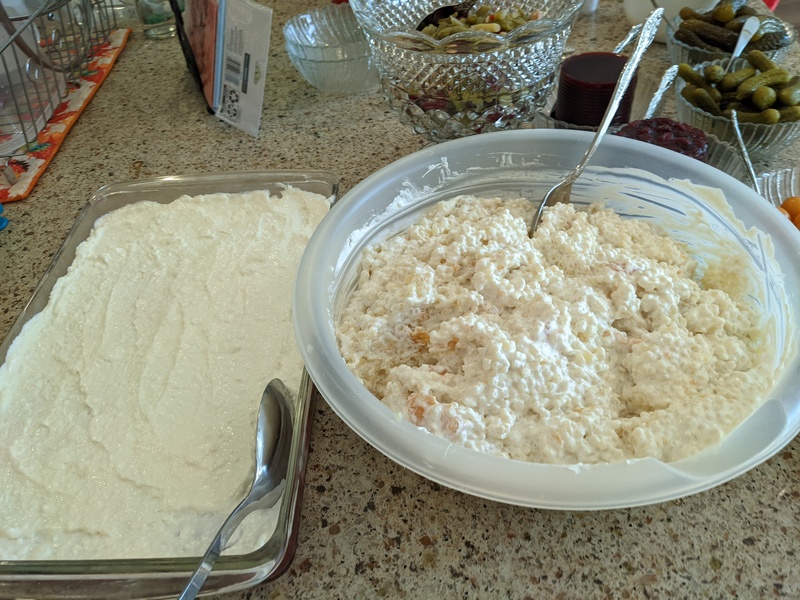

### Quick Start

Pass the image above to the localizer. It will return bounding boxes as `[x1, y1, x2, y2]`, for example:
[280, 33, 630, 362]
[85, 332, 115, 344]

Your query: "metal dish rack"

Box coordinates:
[0, 0, 117, 182]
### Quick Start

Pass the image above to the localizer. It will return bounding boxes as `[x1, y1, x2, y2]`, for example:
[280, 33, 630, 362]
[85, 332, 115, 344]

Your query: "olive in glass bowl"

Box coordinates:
[348, 0, 584, 143]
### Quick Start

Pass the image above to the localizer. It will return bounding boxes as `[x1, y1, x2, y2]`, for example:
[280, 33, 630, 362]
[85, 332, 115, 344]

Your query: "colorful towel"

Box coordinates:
[0, 28, 131, 204]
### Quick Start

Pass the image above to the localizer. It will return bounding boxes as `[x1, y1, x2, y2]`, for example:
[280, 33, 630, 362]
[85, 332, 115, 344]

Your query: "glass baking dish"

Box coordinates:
[0, 170, 340, 599]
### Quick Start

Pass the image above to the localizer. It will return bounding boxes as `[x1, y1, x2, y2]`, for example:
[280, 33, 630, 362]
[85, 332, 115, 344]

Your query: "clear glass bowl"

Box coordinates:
[348, 0, 584, 142]
[293, 129, 799, 510]
[665, 15, 797, 66]
[283, 3, 378, 95]
[758, 166, 800, 208]
[675, 58, 800, 161]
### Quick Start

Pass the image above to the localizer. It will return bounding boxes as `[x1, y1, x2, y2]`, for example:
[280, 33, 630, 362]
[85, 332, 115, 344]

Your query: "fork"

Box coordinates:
[529, 7, 663, 235]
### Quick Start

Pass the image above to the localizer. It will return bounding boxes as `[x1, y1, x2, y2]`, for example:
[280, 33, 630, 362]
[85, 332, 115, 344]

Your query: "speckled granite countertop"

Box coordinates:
[1, 0, 799, 598]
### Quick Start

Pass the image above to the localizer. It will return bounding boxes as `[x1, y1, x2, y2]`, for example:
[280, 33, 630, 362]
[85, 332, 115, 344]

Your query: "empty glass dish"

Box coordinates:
[283, 3, 378, 95]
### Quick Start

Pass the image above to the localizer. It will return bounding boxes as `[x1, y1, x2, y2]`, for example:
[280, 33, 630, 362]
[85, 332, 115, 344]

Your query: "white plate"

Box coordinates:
[294, 129, 800, 510]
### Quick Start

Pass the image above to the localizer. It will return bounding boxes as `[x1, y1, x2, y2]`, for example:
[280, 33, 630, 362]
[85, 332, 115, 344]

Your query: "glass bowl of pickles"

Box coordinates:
[675, 54, 800, 160]
[348, 0, 583, 142]
[666, 1, 796, 67]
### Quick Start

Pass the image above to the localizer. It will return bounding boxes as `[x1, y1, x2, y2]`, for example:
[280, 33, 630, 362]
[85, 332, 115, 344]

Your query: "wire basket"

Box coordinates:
[0, 0, 116, 181]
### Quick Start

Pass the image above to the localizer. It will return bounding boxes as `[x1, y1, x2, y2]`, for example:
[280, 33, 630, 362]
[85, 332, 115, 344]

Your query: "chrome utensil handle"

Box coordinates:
[644, 64, 678, 119]
[178, 529, 226, 600]
[730, 109, 762, 196]
[613, 23, 642, 54]
[565, 7, 662, 188]
[723, 16, 760, 75]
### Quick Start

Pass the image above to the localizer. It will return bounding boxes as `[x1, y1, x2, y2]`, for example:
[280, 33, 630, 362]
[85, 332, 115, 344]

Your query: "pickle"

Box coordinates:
[704, 64, 726, 84]
[779, 106, 800, 122]
[751, 86, 777, 111]
[692, 87, 723, 116]
[736, 68, 791, 101]
[678, 7, 716, 23]
[723, 108, 780, 124]
[735, 5, 758, 17]
[680, 83, 697, 105]
[711, 1, 737, 24]
[680, 19, 738, 51]
[679, 63, 722, 102]
[674, 28, 725, 52]
[777, 76, 800, 107]
[724, 15, 748, 32]
[746, 49, 778, 74]
[748, 30, 792, 52]
[718, 67, 757, 92]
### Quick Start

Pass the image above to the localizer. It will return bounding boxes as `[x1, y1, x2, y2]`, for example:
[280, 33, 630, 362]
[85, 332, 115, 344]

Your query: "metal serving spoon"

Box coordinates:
[416, 0, 477, 30]
[730, 109, 762, 196]
[178, 378, 294, 600]
[723, 15, 761, 75]
[529, 7, 663, 235]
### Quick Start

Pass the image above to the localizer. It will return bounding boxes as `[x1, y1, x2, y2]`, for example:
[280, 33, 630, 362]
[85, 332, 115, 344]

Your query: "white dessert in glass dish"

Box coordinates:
[0, 187, 329, 561]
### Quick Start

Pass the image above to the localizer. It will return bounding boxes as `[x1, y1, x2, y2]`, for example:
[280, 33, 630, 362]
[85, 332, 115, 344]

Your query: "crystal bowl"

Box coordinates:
[348, 0, 584, 142]
[758, 166, 800, 208]
[283, 3, 378, 95]
[675, 58, 800, 161]
[666, 15, 797, 66]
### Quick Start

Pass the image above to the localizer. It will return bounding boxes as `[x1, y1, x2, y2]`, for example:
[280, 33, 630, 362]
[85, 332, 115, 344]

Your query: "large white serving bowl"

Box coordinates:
[293, 129, 800, 510]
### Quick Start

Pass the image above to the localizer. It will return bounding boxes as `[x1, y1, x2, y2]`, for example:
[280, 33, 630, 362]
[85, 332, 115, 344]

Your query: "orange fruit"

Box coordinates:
[779, 207, 791, 218]
[780, 196, 800, 220]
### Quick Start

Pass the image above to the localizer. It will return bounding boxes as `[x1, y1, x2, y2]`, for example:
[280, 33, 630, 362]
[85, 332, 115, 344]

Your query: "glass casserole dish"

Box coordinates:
[0, 170, 339, 599]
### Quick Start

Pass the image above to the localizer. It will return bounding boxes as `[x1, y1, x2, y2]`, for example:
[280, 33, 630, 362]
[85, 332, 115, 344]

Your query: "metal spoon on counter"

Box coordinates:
[529, 7, 663, 235]
[178, 378, 294, 600]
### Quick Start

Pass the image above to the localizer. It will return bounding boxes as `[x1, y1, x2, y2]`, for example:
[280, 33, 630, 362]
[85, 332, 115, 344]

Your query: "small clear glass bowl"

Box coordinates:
[675, 58, 800, 161]
[349, 0, 584, 143]
[665, 15, 797, 66]
[283, 3, 378, 95]
[758, 166, 800, 208]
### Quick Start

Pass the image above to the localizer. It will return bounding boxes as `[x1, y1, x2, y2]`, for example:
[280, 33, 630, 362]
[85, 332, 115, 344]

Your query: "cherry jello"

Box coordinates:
[615, 117, 709, 163]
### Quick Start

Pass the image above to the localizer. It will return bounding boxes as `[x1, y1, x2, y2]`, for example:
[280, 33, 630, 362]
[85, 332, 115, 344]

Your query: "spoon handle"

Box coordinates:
[644, 64, 678, 120]
[564, 7, 662, 188]
[723, 16, 760, 75]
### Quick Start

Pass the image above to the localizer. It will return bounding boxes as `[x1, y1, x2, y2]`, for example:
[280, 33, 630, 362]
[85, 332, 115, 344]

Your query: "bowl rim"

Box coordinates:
[349, 0, 584, 53]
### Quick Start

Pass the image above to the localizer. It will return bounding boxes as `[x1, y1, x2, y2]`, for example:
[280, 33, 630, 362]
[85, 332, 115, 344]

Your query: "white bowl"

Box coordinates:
[294, 129, 800, 510]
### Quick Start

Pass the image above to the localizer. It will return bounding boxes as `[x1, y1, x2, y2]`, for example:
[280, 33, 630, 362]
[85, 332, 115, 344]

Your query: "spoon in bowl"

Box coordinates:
[529, 7, 663, 235]
[416, 0, 477, 30]
[178, 378, 294, 600]
[722, 16, 761, 75]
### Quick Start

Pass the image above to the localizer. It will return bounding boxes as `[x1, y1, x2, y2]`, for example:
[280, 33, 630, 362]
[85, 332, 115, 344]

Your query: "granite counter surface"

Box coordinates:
[0, 0, 798, 598]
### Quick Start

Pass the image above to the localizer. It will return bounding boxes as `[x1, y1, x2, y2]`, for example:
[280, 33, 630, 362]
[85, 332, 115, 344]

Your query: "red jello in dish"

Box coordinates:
[553, 52, 636, 127]
[616, 117, 709, 163]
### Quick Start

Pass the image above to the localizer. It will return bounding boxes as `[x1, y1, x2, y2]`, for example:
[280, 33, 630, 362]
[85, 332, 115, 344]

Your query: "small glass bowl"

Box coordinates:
[349, 0, 584, 143]
[283, 3, 378, 95]
[758, 166, 800, 208]
[675, 59, 800, 161]
[665, 15, 797, 66]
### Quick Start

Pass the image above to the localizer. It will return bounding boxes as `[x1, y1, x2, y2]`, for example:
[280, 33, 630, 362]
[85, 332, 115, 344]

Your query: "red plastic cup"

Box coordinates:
[553, 52, 637, 128]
